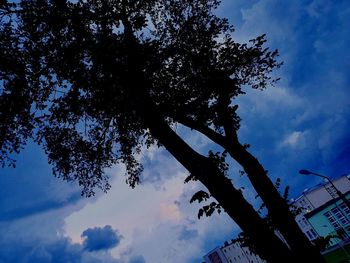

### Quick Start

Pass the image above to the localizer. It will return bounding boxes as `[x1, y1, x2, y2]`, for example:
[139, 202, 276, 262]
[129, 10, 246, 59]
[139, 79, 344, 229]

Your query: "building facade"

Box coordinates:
[203, 239, 266, 263]
[204, 174, 350, 262]
[305, 193, 350, 246]
[292, 174, 350, 246]
[221, 240, 266, 263]
[203, 247, 228, 263]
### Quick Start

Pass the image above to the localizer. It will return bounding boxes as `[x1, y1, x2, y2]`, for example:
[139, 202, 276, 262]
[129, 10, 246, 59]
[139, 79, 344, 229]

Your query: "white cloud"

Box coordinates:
[64, 159, 238, 263]
[237, 86, 302, 116]
[280, 131, 308, 149]
[284, 131, 302, 146]
[159, 202, 182, 222]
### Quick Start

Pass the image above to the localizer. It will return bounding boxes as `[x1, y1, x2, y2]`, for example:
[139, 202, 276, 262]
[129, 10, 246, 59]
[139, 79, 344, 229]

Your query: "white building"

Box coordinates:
[221, 239, 266, 263]
[203, 239, 266, 263]
[292, 174, 350, 242]
[204, 174, 350, 262]
[203, 247, 227, 263]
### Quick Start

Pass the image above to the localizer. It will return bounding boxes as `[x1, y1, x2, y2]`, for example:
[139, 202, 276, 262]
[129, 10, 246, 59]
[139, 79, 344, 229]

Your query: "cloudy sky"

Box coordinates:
[1, 0, 350, 262]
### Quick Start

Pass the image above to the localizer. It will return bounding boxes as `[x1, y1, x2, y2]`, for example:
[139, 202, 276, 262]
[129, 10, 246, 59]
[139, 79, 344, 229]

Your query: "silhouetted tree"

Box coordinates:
[0, 1, 325, 262]
[238, 178, 307, 256]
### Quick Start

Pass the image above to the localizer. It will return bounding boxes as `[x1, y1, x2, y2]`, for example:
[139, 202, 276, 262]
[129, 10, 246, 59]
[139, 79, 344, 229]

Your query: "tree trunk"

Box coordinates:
[177, 101, 326, 263]
[226, 139, 326, 263]
[143, 107, 295, 263]
[200, 163, 296, 263]
[174, 116, 326, 262]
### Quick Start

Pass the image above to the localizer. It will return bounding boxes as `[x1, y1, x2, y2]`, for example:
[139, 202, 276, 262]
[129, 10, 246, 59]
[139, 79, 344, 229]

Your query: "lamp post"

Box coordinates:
[299, 169, 350, 210]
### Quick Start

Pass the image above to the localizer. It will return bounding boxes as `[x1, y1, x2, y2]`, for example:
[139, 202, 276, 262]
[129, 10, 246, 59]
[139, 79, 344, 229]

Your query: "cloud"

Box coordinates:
[64, 170, 239, 263]
[0, 143, 124, 262]
[82, 225, 123, 252]
[0, 223, 122, 263]
[279, 131, 309, 149]
[0, 143, 84, 222]
[138, 126, 212, 188]
[1, 140, 236, 263]
[138, 147, 184, 188]
[283, 131, 302, 146]
[0, 237, 79, 263]
[159, 202, 182, 222]
[178, 226, 199, 241]
[0, 192, 82, 222]
[128, 255, 146, 263]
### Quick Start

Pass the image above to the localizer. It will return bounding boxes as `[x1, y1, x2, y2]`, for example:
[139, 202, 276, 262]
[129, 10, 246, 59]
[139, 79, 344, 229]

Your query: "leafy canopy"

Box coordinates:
[0, 0, 279, 196]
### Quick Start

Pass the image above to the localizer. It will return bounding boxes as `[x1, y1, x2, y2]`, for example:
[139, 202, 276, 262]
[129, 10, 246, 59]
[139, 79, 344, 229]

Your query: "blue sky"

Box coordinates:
[1, 0, 350, 262]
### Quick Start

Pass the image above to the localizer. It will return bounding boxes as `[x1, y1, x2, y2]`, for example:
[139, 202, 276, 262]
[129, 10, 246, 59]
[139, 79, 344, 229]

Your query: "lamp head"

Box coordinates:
[299, 169, 312, 175]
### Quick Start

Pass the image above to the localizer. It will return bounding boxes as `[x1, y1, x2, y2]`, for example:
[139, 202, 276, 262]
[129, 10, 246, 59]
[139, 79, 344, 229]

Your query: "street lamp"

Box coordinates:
[299, 169, 350, 210]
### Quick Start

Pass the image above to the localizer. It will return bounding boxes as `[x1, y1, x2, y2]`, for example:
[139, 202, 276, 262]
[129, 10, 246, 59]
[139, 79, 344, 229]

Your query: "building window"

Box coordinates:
[331, 207, 349, 225]
[298, 219, 303, 227]
[324, 211, 341, 229]
[325, 186, 338, 198]
[302, 218, 309, 226]
[310, 228, 318, 238]
[208, 251, 223, 263]
[339, 203, 350, 218]
[300, 199, 306, 206]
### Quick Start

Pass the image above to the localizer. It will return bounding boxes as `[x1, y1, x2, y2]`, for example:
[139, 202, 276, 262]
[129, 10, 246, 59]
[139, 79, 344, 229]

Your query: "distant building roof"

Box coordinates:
[293, 174, 350, 199]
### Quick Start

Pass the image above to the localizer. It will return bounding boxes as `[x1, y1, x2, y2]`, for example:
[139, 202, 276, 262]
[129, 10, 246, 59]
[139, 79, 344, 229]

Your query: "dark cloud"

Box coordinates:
[0, 192, 82, 222]
[128, 255, 146, 263]
[82, 225, 123, 252]
[0, 237, 120, 263]
[0, 145, 123, 262]
[140, 148, 184, 188]
[0, 143, 83, 222]
[178, 226, 198, 241]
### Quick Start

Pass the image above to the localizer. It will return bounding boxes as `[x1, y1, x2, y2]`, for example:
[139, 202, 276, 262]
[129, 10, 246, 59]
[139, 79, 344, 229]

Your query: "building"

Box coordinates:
[204, 174, 350, 262]
[203, 247, 227, 263]
[292, 174, 350, 246]
[221, 239, 266, 263]
[305, 192, 350, 246]
[293, 175, 350, 209]
[203, 239, 266, 263]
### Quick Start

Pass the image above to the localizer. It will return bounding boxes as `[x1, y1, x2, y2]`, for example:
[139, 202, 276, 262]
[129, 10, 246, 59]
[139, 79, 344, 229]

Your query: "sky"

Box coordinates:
[1, 0, 350, 262]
